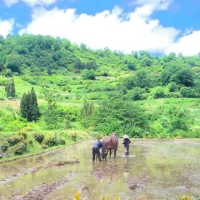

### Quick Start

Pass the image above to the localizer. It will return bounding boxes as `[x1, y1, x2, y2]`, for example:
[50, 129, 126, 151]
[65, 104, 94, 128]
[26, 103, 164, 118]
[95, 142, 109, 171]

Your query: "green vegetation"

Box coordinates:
[1, 34, 200, 160]
[5, 79, 16, 98]
[20, 87, 40, 122]
[73, 190, 200, 200]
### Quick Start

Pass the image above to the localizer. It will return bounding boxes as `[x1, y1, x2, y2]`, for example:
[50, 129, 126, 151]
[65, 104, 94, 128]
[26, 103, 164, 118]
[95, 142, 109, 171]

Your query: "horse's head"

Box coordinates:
[102, 148, 107, 159]
[112, 132, 116, 136]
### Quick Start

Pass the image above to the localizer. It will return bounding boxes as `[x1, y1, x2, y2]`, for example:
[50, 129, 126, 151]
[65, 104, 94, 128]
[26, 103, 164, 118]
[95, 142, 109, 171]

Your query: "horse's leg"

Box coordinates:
[110, 149, 112, 159]
[114, 148, 116, 158]
[104, 149, 108, 160]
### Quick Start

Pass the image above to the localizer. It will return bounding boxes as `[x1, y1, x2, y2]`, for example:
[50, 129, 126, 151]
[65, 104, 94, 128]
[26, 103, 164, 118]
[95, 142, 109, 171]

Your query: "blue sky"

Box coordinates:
[0, 0, 200, 55]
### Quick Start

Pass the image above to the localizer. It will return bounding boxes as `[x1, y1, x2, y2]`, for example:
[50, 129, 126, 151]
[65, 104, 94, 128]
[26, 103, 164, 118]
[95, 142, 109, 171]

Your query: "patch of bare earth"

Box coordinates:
[128, 176, 147, 192]
[0, 100, 20, 109]
[16, 178, 69, 200]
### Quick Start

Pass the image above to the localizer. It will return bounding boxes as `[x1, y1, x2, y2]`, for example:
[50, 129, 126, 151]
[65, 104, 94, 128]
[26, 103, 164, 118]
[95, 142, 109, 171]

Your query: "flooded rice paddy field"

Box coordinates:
[0, 139, 200, 200]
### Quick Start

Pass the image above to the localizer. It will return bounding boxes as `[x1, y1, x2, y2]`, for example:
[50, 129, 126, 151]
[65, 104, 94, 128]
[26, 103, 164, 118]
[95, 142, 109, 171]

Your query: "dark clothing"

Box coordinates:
[122, 138, 131, 148]
[93, 140, 105, 149]
[92, 147, 101, 161]
[122, 138, 131, 156]
[92, 140, 105, 161]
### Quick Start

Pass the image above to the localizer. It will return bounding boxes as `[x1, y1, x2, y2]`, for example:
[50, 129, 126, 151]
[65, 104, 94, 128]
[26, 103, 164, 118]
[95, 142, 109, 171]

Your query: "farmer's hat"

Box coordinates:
[123, 135, 129, 139]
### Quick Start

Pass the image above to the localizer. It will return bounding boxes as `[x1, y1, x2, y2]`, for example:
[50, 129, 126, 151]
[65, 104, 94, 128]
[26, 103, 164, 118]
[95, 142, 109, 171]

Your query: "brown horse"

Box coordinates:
[101, 133, 118, 160]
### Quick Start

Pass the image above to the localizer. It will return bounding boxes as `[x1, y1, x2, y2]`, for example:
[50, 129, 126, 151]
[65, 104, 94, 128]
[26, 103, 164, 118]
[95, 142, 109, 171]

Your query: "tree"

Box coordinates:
[5, 79, 16, 98]
[141, 57, 152, 67]
[167, 82, 177, 92]
[29, 87, 40, 121]
[0, 62, 5, 72]
[80, 99, 95, 128]
[81, 69, 96, 80]
[180, 87, 195, 98]
[93, 99, 149, 137]
[41, 87, 62, 129]
[131, 87, 145, 100]
[172, 68, 194, 87]
[20, 87, 40, 122]
[127, 62, 136, 70]
[152, 86, 165, 99]
[133, 69, 153, 88]
[20, 92, 30, 121]
[5, 54, 22, 73]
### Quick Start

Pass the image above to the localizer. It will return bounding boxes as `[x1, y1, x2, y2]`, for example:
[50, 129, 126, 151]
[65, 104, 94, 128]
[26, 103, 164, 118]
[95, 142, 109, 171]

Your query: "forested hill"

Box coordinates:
[1, 34, 200, 77]
[1, 34, 200, 140]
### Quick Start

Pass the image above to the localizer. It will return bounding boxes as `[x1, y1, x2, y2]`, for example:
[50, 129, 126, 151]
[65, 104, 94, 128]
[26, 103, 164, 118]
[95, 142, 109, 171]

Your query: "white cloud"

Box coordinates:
[165, 30, 200, 56]
[21, 0, 57, 7]
[131, 0, 173, 11]
[19, 4, 180, 54]
[0, 19, 14, 37]
[3, 0, 19, 7]
[14, 0, 200, 55]
[3, 0, 57, 7]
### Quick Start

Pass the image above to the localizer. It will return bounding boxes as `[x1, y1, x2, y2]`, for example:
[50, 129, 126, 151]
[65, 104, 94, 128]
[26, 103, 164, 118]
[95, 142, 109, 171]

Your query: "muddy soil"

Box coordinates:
[0, 139, 200, 200]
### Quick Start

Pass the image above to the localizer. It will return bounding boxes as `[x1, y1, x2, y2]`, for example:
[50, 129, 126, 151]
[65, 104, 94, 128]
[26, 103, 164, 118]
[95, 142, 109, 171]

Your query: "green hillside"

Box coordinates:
[1, 34, 200, 160]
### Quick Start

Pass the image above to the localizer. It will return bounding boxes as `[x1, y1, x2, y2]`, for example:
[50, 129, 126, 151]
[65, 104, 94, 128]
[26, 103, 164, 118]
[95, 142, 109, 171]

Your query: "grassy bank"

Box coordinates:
[0, 129, 95, 163]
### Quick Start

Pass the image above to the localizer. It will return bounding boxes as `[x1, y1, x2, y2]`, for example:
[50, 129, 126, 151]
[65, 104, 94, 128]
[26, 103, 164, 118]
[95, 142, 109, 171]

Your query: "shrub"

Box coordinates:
[168, 82, 177, 92]
[1, 141, 9, 152]
[71, 133, 77, 142]
[28, 139, 33, 145]
[165, 92, 181, 98]
[28, 79, 37, 85]
[41, 143, 48, 149]
[180, 87, 195, 98]
[57, 80, 68, 86]
[102, 72, 109, 76]
[81, 69, 96, 80]
[7, 135, 24, 146]
[58, 139, 66, 145]
[42, 135, 58, 147]
[20, 127, 34, 132]
[19, 132, 27, 139]
[33, 133, 44, 144]
[13, 142, 27, 155]
[131, 87, 145, 101]
[152, 87, 165, 99]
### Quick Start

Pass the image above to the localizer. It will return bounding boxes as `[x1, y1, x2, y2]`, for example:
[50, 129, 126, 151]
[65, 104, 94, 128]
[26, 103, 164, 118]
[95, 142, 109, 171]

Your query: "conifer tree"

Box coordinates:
[20, 87, 40, 122]
[30, 87, 40, 121]
[5, 79, 16, 98]
[20, 92, 29, 120]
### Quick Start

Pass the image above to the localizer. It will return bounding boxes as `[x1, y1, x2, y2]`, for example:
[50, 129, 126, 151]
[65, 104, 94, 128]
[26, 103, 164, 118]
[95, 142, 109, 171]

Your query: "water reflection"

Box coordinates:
[35, 155, 45, 164]
[123, 157, 130, 179]
[92, 160, 119, 181]
[0, 139, 200, 200]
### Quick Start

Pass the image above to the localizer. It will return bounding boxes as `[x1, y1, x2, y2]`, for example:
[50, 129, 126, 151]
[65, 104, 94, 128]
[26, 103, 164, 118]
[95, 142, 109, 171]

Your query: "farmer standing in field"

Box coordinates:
[122, 135, 131, 156]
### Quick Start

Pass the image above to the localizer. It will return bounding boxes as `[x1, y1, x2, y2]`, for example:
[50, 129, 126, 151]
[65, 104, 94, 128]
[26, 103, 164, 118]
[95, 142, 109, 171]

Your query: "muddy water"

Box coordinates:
[0, 139, 200, 200]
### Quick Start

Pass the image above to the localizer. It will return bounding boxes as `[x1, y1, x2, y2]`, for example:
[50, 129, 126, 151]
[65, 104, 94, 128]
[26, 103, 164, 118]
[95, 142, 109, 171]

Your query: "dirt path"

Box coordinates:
[0, 100, 20, 109]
